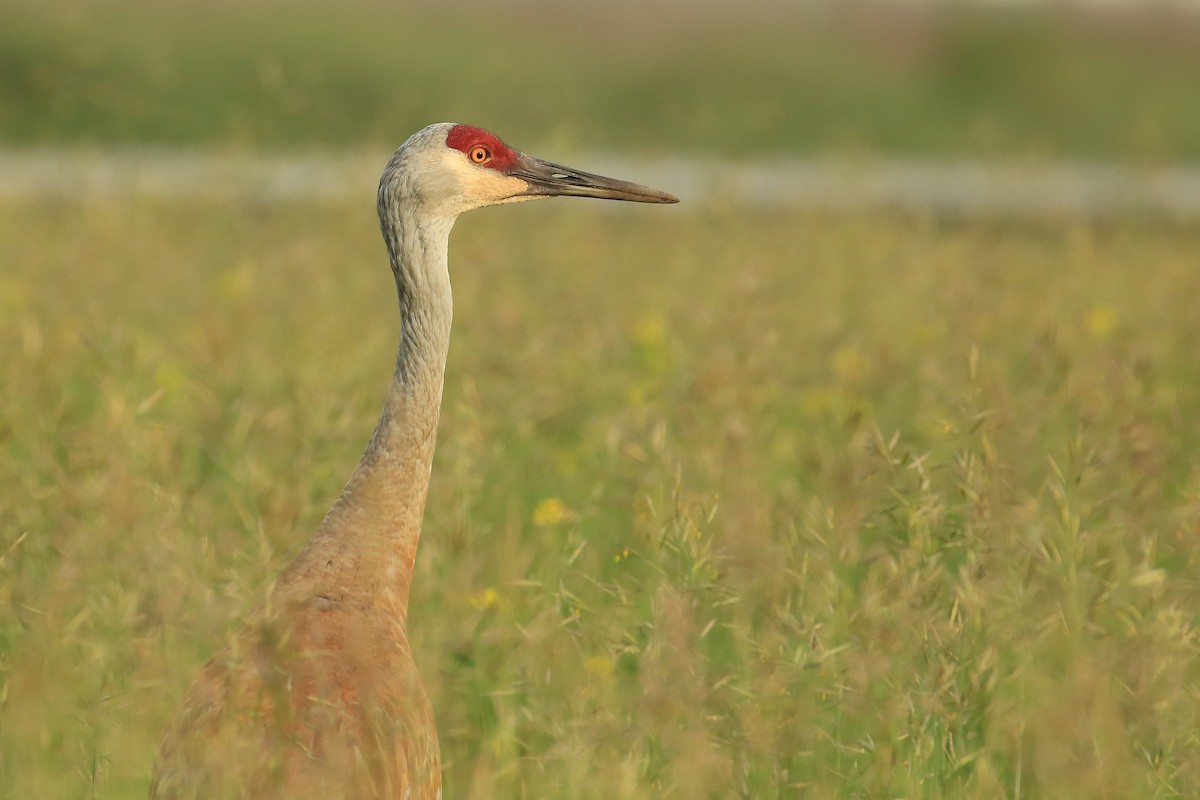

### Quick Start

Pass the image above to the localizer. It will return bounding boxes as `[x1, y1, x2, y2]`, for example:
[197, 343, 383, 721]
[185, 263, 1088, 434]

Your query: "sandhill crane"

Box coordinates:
[150, 123, 677, 799]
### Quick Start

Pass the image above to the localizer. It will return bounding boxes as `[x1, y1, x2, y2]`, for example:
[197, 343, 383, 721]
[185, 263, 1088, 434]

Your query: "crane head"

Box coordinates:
[380, 123, 678, 219]
[445, 124, 678, 206]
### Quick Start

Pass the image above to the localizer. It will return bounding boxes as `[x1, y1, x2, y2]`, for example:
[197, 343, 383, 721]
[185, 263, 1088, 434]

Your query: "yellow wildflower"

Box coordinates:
[632, 313, 666, 348]
[468, 587, 499, 610]
[1088, 304, 1116, 338]
[533, 497, 571, 527]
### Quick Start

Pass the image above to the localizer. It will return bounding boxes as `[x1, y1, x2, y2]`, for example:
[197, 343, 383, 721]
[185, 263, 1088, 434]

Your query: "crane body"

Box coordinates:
[151, 123, 676, 800]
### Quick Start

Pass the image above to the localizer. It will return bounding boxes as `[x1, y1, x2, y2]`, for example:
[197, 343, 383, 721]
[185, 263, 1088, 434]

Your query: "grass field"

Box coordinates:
[3, 190, 1200, 797]
[5, 0, 1200, 797]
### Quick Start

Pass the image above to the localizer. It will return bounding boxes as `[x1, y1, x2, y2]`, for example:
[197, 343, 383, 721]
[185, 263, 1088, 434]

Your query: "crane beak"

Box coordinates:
[510, 155, 679, 204]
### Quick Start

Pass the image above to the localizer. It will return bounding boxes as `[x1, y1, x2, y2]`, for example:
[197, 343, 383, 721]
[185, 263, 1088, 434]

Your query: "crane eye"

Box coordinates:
[468, 145, 491, 164]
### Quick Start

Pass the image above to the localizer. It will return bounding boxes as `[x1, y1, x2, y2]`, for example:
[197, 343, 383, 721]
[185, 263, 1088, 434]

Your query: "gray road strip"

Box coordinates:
[3, 149, 1200, 219]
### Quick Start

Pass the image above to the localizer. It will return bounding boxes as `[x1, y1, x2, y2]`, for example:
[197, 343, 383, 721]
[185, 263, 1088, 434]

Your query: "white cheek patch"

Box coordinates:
[438, 150, 529, 211]
[468, 170, 528, 205]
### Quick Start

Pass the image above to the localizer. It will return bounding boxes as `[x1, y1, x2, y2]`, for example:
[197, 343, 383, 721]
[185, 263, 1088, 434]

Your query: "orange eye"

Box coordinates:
[469, 145, 491, 164]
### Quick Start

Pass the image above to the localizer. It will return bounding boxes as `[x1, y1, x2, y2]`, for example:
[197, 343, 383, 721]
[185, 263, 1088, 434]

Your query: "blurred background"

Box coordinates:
[6, 0, 1200, 215]
[5, 1, 1200, 798]
[4, 0, 1200, 159]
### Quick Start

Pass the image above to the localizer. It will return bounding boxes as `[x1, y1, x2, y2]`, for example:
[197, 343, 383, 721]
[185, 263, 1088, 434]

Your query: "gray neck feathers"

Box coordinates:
[278, 165, 456, 621]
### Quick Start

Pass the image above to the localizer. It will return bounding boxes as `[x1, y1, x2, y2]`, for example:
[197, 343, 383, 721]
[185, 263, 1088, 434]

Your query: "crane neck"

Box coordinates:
[279, 202, 456, 625]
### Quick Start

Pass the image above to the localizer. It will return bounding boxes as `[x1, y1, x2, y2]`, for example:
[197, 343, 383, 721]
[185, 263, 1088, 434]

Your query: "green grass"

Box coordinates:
[2, 191, 1200, 797]
[6, 0, 1200, 158]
